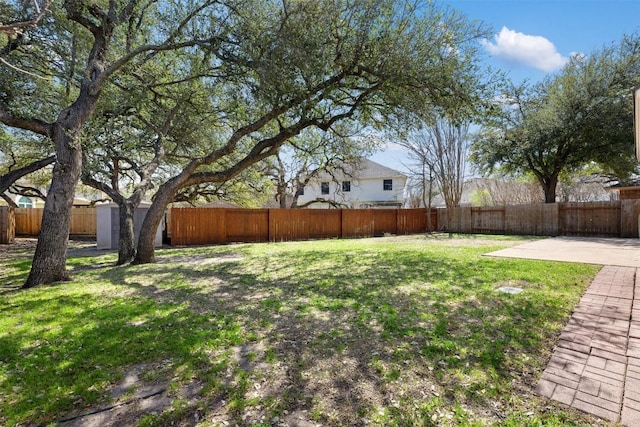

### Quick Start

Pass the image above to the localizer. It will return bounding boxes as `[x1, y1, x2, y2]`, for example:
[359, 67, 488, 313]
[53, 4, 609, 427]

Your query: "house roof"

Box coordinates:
[607, 177, 640, 191]
[313, 157, 406, 181]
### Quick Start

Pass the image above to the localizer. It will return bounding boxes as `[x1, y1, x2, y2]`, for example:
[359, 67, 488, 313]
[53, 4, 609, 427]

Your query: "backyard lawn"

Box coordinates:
[0, 234, 611, 426]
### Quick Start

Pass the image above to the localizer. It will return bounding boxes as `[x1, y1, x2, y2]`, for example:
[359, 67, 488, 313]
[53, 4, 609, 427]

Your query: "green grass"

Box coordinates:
[0, 235, 607, 426]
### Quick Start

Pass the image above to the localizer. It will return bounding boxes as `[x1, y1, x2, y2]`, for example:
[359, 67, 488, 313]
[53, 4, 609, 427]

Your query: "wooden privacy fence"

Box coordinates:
[13, 207, 97, 236]
[438, 201, 640, 238]
[170, 208, 438, 245]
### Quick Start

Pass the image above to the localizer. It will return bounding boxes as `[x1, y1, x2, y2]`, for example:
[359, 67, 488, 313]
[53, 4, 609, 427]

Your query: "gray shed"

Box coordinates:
[96, 203, 162, 250]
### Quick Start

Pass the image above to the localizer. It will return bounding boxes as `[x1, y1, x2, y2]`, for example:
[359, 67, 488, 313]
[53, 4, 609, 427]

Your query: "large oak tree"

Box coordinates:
[131, 0, 492, 263]
[471, 34, 640, 203]
[1, 0, 233, 287]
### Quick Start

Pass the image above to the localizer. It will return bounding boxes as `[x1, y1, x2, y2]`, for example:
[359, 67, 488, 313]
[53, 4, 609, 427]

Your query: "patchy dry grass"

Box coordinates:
[0, 235, 612, 426]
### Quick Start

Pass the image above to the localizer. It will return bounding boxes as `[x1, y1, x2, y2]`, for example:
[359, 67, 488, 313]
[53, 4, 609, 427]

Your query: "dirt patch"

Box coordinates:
[58, 363, 203, 427]
[0, 237, 99, 260]
[0, 237, 38, 258]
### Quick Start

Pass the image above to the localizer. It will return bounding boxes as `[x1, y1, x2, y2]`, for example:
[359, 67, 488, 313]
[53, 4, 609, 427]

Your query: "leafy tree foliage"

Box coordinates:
[471, 34, 640, 203]
[2, 0, 492, 284]
[1, 0, 235, 287]
[132, 0, 493, 263]
[0, 0, 51, 36]
[0, 129, 54, 204]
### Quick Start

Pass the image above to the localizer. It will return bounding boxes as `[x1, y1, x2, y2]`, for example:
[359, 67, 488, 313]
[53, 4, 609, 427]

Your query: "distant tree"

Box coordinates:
[470, 177, 544, 206]
[469, 187, 492, 207]
[402, 159, 437, 229]
[399, 118, 471, 209]
[557, 165, 616, 202]
[471, 34, 640, 203]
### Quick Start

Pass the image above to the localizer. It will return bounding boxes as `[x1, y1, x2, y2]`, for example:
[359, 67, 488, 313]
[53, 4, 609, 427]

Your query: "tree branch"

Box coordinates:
[0, 103, 54, 136]
[0, 155, 55, 194]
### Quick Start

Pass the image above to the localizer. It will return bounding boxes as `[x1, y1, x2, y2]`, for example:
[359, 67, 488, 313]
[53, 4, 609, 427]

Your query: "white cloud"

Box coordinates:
[481, 27, 568, 72]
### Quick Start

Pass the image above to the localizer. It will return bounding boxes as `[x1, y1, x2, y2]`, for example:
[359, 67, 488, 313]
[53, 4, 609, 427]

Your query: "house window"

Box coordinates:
[321, 182, 330, 195]
[296, 186, 304, 196]
[383, 179, 393, 191]
[342, 181, 351, 192]
[18, 196, 34, 208]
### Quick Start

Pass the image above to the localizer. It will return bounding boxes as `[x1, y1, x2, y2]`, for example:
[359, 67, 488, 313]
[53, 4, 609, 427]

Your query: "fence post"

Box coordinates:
[0, 206, 15, 244]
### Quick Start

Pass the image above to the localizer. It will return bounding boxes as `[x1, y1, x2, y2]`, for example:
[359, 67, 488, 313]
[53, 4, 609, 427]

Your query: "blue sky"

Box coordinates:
[449, 0, 640, 84]
[371, 0, 640, 170]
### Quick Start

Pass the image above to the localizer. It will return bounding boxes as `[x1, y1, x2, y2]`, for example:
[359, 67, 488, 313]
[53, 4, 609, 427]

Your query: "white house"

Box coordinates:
[296, 158, 407, 208]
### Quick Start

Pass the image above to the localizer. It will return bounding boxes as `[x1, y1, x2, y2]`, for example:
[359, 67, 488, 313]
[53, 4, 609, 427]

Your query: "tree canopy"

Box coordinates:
[132, 0, 494, 263]
[471, 34, 640, 203]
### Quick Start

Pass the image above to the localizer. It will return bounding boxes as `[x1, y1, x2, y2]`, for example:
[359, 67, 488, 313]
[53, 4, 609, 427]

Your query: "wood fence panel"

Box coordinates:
[269, 209, 310, 241]
[226, 209, 269, 242]
[439, 207, 473, 233]
[0, 206, 15, 244]
[309, 210, 342, 239]
[372, 209, 398, 236]
[621, 200, 640, 238]
[342, 209, 374, 237]
[69, 208, 96, 235]
[397, 209, 428, 234]
[15, 207, 97, 236]
[472, 207, 505, 233]
[15, 208, 42, 235]
[171, 208, 226, 245]
[168, 201, 640, 245]
[559, 202, 620, 237]
[505, 204, 559, 236]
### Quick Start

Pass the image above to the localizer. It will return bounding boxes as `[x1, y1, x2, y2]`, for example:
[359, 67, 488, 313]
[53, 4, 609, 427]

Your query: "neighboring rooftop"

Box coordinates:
[312, 157, 406, 181]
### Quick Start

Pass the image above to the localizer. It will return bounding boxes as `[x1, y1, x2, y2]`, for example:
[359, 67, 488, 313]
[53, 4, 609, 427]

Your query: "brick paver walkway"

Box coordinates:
[535, 265, 640, 425]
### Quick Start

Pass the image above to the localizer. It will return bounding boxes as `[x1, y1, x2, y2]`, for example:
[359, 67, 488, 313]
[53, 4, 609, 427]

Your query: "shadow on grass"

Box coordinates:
[0, 240, 599, 426]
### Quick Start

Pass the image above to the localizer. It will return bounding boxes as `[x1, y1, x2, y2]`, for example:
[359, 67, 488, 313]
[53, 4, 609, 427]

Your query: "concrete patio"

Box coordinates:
[486, 236, 640, 268]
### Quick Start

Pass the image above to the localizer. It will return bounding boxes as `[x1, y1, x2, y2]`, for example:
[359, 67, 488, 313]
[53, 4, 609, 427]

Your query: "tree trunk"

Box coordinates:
[425, 166, 433, 233]
[544, 188, 556, 204]
[134, 181, 179, 264]
[279, 186, 288, 209]
[542, 175, 558, 204]
[23, 125, 82, 288]
[117, 201, 136, 265]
